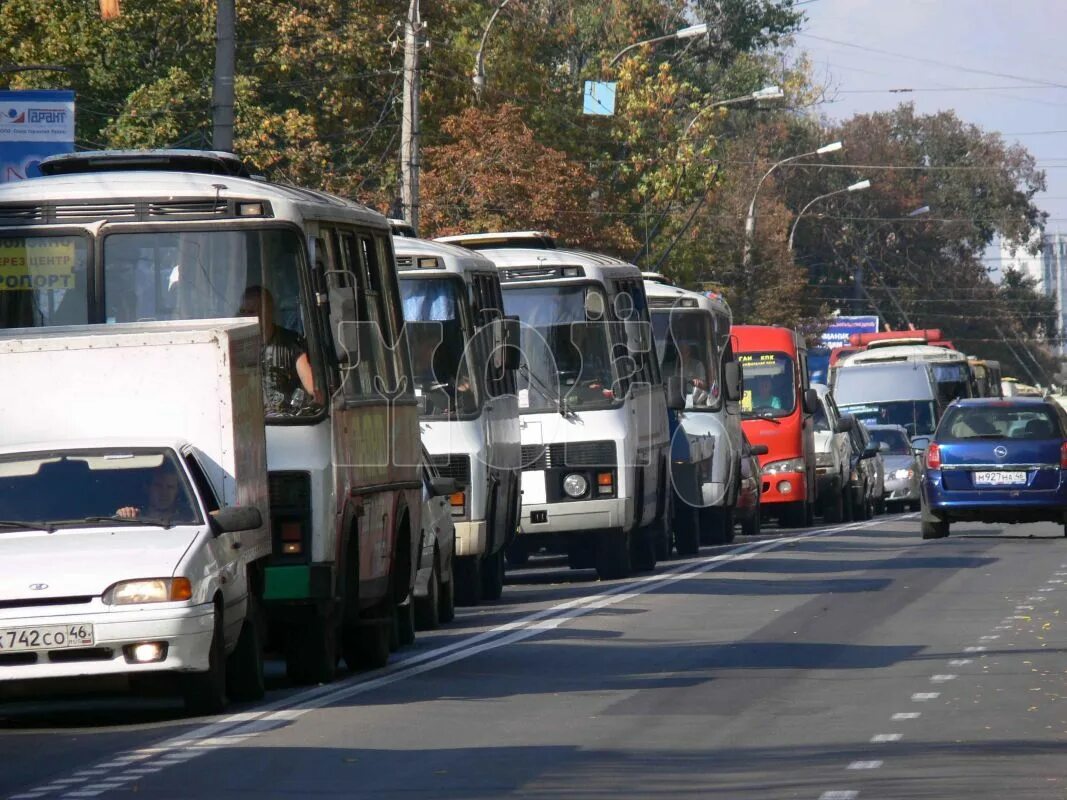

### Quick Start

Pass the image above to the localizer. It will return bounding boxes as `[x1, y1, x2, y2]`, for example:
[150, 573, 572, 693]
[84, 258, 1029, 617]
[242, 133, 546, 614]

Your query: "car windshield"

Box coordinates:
[650, 308, 721, 410]
[938, 405, 1062, 441]
[869, 428, 912, 454]
[0, 448, 201, 529]
[738, 352, 796, 417]
[502, 284, 618, 413]
[0, 235, 91, 328]
[400, 277, 480, 419]
[840, 401, 937, 437]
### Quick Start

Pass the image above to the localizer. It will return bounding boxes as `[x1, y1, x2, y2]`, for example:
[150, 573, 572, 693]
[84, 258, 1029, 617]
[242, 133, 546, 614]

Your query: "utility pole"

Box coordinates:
[212, 0, 236, 152]
[401, 0, 423, 233]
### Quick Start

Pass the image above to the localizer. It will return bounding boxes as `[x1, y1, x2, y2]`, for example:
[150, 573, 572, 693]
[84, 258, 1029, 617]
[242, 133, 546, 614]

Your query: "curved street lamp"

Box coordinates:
[680, 85, 784, 141]
[609, 23, 708, 68]
[787, 179, 871, 252]
[742, 140, 843, 270]
[472, 0, 511, 102]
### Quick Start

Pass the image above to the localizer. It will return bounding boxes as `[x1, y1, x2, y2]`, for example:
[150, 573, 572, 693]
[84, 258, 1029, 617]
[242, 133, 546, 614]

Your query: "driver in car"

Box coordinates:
[238, 285, 320, 412]
[116, 468, 189, 522]
[752, 375, 784, 410]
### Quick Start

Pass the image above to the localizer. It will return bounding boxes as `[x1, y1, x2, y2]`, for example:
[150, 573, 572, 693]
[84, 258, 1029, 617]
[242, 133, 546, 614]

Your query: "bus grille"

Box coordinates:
[428, 454, 471, 487]
[0, 198, 255, 224]
[521, 441, 615, 471]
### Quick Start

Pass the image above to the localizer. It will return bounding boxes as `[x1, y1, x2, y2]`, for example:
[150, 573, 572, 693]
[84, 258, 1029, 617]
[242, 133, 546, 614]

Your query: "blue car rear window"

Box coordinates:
[938, 406, 1061, 441]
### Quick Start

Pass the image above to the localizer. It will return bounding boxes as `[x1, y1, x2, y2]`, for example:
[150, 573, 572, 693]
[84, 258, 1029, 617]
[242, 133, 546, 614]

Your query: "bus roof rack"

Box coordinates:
[640, 271, 672, 284]
[39, 149, 254, 179]
[435, 231, 558, 251]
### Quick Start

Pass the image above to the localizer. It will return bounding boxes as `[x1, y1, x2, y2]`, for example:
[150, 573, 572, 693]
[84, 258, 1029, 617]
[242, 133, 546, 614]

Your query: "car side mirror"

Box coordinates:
[834, 417, 854, 434]
[211, 506, 263, 534]
[666, 375, 686, 411]
[878, 441, 891, 453]
[749, 444, 769, 457]
[911, 436, 931, 453]
[861, 443, 879, 459]
[803, 388, 819, 415]
[723, 361, 742, 402]
[430, 476, 458, 497]
[502, 315, 521, 371]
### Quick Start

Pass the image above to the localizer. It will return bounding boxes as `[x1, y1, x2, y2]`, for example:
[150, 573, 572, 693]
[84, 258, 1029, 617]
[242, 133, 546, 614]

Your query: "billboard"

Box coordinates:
[0, 89, 75, 183]
[820, 315, 879, 348]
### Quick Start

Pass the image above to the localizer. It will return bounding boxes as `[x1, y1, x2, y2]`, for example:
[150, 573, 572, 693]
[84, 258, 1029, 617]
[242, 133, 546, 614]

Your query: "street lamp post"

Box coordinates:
[472, 0, 510, 103]
[680, 85, 783, 141]
[787, 179, 871, 252]
[741, 140, 842, 271]
[608, 23, 708, 67]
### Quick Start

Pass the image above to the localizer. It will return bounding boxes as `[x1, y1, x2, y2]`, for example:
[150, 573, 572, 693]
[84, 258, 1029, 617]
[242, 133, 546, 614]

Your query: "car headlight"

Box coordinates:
[563, 473, 589, 498]
[763, 458, 804, 475]
[815, 452, 834, 467]
[103, 578, 192, 605]
[893, 468, 913, 480]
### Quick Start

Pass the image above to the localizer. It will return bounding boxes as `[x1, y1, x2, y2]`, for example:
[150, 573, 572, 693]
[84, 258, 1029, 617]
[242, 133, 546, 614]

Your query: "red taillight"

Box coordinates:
[1060, 441, 1067, 468]
[926, 443, 941, 470]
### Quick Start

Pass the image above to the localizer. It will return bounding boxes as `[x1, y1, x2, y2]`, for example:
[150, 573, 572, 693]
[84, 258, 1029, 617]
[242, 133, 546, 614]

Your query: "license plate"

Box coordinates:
[0, 623, 94, 652]
[973, 471, 1027, 487]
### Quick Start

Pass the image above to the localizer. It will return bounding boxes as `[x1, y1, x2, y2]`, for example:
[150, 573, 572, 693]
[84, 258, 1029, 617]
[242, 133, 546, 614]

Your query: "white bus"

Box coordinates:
[643, 279, 743, 552]
[393, 236, 521, 604]
[438, 233, 673, 580]
[0, 149, 422, 685]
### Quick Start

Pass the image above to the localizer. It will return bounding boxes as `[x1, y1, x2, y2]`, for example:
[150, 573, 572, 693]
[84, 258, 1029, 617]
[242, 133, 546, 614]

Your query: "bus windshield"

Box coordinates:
[400, 277, 480, 419]
[932, 361, 971, 404]
[651, 308, 721, 410]
[839, 401, 937, 437]
[0, 235, 90, 328]
[739, 352, 796, 417]
[502, 284, 617, 413]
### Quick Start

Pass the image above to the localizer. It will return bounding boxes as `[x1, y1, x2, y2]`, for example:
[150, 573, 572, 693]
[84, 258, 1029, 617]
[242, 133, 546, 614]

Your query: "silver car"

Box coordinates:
[866, 424, 921, 511]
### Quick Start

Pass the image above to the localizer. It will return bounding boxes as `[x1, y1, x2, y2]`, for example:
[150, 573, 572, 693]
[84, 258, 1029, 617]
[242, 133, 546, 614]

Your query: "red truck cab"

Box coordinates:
[734, 325, 818, 527]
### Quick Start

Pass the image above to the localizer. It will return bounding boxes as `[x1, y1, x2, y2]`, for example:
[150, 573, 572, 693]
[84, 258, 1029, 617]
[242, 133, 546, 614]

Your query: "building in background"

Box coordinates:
[999, 232, 1067, 355]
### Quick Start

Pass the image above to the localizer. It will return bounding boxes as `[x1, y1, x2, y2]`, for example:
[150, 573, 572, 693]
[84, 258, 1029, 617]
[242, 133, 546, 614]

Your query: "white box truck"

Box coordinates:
[0, 320, 271, 713]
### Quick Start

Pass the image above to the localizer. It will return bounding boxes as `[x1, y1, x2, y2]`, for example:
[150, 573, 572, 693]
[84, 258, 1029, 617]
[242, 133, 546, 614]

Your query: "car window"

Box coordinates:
[869, 428, 911, 454]
[939, 405, 1062, 441]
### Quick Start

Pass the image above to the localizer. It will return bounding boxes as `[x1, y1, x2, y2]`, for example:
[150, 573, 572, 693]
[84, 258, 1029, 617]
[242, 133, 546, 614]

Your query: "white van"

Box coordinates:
[839, 343, 972, 406]
[438, 234, 672, 579]
[643, 280, 743, 552]
[394, 237, 521, 604]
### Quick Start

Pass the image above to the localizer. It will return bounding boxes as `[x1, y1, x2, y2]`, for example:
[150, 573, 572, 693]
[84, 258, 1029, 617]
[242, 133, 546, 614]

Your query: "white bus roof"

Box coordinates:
[643, 280, 732, 317]
[0, 169, 388, 230]
[462, 246, 641, 284]
[841, 344, 968, 366]
[435, 231, 558, 250]
[392, 236, 499, 277]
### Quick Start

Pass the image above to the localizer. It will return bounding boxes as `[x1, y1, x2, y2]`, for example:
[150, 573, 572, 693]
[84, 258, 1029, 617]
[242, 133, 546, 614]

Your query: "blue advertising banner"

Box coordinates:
[820, 315, 880, 348]
[0, 90, 75, 183]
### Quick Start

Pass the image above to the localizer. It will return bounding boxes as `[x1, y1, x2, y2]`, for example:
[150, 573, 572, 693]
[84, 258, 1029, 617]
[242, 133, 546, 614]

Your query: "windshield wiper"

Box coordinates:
[520, 363, 578, 421]
[743, 411, 782, 425]
[0, 520, 55, 533]
[66, 515, 174, 529]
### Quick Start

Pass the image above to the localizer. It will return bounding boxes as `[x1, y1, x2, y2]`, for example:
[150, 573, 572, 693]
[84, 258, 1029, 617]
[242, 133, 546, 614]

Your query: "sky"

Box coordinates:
[795, 0, 1067, 269]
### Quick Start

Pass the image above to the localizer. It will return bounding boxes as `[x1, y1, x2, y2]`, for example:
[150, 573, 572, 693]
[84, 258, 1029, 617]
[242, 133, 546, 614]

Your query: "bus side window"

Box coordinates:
[352, 234, 393, 398]
[374, 234, 413, 396]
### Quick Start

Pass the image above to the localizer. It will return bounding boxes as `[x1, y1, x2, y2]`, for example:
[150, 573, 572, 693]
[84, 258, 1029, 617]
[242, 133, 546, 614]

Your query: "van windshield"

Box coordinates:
[400, 277, 480, 419]
[0, 235, 90, 328]
[738, 352, 796, 417]
[932, 362, 972, 404]
[650, 308, 721, 410]
[502, 284, 618, 413]
[839, 401, 937, 437]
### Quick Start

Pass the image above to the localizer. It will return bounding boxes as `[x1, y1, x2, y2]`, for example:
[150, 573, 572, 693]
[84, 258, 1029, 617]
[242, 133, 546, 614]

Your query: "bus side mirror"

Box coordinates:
[749, 444, 769, 457]
[723, 361, 742, 402]
[834, 416, 854, 434]
[666, 376, 686, 411]
[803, 388, 819, 415]
[502, 315, 521, 371]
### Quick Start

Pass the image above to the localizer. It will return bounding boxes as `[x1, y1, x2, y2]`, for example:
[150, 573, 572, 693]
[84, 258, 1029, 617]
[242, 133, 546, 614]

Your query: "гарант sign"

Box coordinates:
[0, 90, 75, 183]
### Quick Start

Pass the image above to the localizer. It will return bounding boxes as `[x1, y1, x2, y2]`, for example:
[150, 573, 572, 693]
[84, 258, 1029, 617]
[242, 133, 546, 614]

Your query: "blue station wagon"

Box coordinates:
[920, 398, 1067, 539]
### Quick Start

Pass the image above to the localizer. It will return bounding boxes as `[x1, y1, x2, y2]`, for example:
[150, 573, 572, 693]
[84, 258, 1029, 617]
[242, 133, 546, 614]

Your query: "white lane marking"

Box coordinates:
[819, 793, 859, 800]
[892, 712, 920, 720]
[1048, 579, 1063, 584]
[980, 635, 1000, 640]
[10, 794, 48, 800]
[11, 517, 888, 800]
[912, 692, 940, 701]
[1015, 605, 1034, 611]
[1039, 587, 1055, 592]
[847, 761, 883, 770]
[871, 733, 903, 743]
[947, 659, 972, 666]
[1009, 615, 1031, 620]
[930, 674, 957, 683]
[964, 646, 986, 653]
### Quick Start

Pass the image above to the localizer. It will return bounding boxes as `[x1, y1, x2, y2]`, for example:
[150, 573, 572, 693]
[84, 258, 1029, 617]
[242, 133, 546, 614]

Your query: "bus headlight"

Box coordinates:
[763, 458, 804, 475]
[563, 473, 589, 499]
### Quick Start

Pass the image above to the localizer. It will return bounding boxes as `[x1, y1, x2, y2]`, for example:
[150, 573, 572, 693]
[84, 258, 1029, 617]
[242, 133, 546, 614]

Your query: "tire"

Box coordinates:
[823, 487, 845, 524]
[453, 555, 483, 606]
[182, 605, 227, 715]
[286, 613, 338, 685]
[480, 549, 505, 602]
[395, 594, 416, 648]
[779, 501, 809, 529]
[505, 540, 530, 567]
[415, 557, 441, 631]
[741, 502, 760, 537]
[438, 570, 456, 624]
[595, 530, 631, 580]
[226, 595, 265, 703]
[343, 601, 391, 672]
[674, 504, 700, 557]
[909, 500, 921, 513]
[631, 523, 658, 573]
[921, 518, 950, 539]
[700, 507, 733, 545]
[567, 537, 597, 570]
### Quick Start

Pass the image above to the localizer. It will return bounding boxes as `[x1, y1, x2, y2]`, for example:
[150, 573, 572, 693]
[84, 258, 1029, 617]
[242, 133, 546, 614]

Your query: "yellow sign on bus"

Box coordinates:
[0, 238, 77, 291]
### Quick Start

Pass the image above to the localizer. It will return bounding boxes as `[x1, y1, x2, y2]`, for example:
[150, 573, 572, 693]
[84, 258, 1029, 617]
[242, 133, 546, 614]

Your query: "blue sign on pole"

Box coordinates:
[820, 315, 880, 348]
[582, 81, 616, 116]
[0, 90, 76, 183]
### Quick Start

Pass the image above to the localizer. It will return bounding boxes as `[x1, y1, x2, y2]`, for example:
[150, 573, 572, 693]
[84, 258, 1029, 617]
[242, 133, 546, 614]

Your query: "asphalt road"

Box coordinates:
[3, 514, 1067, 800]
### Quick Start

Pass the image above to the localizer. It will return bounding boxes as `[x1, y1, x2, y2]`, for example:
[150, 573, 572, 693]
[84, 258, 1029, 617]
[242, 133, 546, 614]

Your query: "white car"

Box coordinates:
[0, 440, 267, 713]
[413, 455, 458, 630]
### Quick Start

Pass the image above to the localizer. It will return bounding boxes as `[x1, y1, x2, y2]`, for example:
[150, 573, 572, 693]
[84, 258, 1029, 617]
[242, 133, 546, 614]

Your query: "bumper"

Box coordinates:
[0, 603, 215, 682]
[453, 520, 487, 558]
[883, 478, 918, 502]
[924, 471, 1067, 522]
[518, 497, 633, 536]
[759, 471, 809, 507]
